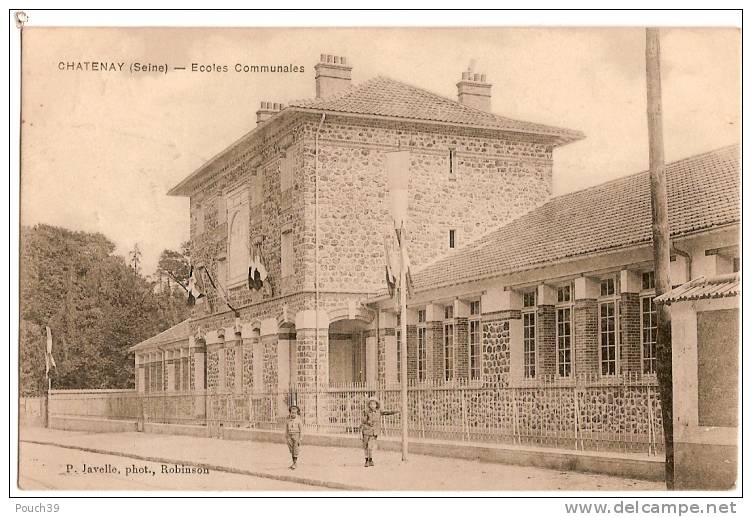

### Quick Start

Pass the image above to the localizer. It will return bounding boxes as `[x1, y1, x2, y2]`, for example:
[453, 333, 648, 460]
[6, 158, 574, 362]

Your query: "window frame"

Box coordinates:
[417, 325, 427, 382]
[225, 188, 250, 287]
[640, 275, 658, 376]
[556, 284, 574, 378]
[443, 311, 455, 381]
[598, 276, 620, 376]
[522, 290, 537, 379]
[468, 299, 482, 380]
[280, 229, 294, 278]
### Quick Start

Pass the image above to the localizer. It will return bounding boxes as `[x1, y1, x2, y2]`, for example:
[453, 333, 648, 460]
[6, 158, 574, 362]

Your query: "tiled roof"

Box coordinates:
[655, 273, 740, 305]
[129, 320, 190, 352]
[412, 144, 740, 292]
[288, 76, 584, 143]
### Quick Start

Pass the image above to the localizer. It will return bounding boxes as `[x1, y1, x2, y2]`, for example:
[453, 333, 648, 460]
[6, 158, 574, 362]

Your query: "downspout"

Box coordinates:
[314, 113, 326, 423]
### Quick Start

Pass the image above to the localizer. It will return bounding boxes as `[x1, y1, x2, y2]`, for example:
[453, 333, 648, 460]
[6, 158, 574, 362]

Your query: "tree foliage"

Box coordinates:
[19, 224, 189, 395]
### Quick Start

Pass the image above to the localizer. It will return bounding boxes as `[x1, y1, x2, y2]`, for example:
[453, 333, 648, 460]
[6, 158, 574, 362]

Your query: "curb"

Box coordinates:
[20, 439, 370, 491]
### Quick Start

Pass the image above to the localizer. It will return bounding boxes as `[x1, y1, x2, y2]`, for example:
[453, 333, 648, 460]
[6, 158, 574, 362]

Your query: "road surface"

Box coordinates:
[18, 442, 317, 491]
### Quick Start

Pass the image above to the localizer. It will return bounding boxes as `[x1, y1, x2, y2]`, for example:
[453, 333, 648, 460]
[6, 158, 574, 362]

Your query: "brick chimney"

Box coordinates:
[256, 101, 284, 126]
[315, 54, 352, 98]
[456, 66, 492, 112]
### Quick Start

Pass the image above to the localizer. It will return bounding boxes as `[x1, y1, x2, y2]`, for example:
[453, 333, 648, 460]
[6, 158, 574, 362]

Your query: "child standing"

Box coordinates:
[285, 405, 303, 469]
[360, 396, 399, 467]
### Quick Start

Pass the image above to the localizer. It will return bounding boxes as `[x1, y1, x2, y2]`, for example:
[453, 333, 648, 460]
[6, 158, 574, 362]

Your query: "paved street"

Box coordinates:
[19, 442, 317, 491]
[18, 427, 665, 491]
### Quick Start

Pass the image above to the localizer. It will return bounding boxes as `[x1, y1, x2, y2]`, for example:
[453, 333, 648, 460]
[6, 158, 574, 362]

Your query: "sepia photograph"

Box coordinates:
[13, 12, 741, 497]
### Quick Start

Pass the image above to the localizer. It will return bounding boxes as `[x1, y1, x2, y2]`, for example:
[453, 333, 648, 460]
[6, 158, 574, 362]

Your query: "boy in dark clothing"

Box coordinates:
[285, 405, 303, 469]
[360, 396, 399, 467]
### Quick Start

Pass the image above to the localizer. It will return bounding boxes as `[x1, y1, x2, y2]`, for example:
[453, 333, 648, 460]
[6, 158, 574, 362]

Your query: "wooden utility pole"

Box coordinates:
[398, 227, 409, 461]
[646, 27, 674, 489]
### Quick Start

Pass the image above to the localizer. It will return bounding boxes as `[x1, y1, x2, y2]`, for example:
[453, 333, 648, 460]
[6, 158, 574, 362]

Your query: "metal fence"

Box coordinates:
[48, 373, 663, 454]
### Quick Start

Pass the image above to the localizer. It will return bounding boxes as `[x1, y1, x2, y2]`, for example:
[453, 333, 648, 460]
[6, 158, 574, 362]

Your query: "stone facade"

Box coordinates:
[482, 318, 512, 388]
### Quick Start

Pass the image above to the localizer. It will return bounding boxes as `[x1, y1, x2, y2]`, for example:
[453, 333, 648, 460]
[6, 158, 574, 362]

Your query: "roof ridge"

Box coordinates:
[546, 142, 741, 201]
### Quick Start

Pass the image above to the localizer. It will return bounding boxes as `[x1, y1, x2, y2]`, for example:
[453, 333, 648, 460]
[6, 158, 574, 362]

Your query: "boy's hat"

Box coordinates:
[366, 396, 380, 409]
[289, 404, 300, 412]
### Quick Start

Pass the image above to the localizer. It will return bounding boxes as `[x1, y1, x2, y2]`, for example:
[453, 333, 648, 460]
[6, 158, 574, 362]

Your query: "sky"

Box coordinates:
[20, 27, 740, 275]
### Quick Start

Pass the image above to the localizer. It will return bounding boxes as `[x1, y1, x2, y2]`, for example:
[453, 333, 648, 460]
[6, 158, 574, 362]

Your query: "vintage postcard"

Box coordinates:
[15, 17, 741, 496]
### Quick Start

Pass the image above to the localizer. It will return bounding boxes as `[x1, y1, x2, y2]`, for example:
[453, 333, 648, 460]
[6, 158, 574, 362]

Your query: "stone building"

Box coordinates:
[132, 53, 583, 411]
[129, 55, 739, 450]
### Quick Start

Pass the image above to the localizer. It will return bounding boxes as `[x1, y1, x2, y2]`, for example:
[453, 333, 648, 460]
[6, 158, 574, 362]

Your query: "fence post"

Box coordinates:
[647, 385, 655, 456]
[460, 385, 470, 441]
[573, 385, 580, 450]
[511, 388, 518, 445]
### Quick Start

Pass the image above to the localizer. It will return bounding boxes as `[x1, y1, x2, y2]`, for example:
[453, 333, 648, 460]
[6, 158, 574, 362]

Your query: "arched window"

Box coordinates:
[226, 189, 249, 284]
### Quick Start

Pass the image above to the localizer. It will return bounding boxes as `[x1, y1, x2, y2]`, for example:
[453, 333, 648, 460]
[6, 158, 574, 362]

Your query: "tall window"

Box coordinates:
[281, 230, 294, 277]
[226, 189, 249, 284]
[449, 148, 457, 179]
[417, 326, 427, 381]
[449, 229, 456, 249]
[279, 152, 295, 192]
[522, 290, 537, 379]
[599, 277, 618, 376]
[641, 297, 657, 374]
[444, 308, 455, 381]
[640, 272, 657, 375]
[469, 300, 481, 380]
[556, 285, 573, 377]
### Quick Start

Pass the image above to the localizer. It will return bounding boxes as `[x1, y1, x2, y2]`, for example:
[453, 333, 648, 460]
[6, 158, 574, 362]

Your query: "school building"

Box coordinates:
[129, 54, 739, 458]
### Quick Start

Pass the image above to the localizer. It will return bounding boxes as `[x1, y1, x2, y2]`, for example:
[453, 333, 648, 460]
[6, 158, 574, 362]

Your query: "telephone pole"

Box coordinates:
[646, 27, 674, 489]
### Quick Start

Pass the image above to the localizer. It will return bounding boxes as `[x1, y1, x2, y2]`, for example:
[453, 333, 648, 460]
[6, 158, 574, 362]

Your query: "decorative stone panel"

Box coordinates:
[225, 346, 236, 391]
[482, 319, 511, 388]
[207, 351, 219, 391]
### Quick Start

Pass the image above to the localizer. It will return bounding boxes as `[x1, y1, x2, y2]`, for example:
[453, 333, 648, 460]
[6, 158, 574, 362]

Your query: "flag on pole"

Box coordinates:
[187, 264, 204, 306]
[395, 225, 414, 298]
[384, 229, 413, 306]
[248, 243, 269, 291]
[384, 234, 398, 298]
[45, 326, 57, 375]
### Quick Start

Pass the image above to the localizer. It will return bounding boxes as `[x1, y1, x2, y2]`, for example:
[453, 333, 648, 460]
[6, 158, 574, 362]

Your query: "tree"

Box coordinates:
[19, 224, 187, 394]
[128, 243, 142, 277]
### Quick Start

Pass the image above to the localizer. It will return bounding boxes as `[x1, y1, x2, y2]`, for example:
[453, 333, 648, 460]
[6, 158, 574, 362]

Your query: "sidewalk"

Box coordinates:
[20, 427, 665, 491]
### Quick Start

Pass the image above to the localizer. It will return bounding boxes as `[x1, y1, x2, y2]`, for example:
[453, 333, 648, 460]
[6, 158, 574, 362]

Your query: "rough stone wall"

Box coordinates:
[619, 293, 641, 375]
[299, 115, 553, 293]
[207, 351, 219, 391]
[225, 346, 236, 391]
[188, 115, 307, 320]
[242, 340, 253, 392]
[482, 318, 512, 388]
[536, 306, 557, 377]
[377, 329, 394, 384]
[189, 355, 195, 391]
[295, 329, 328, 388]
[455, 318, 469, 380]
[262, 336, 278, 390]
[574, 300, 599, 377]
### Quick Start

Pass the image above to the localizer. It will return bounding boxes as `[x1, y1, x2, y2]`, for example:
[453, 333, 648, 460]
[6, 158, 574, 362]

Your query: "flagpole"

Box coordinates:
[398, 226, 409, 461]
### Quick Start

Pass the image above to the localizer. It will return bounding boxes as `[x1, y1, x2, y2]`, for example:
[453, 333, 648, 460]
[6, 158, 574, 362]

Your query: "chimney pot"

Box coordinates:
[314, 53, 353, 98]
[457, 68, 492, 112]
